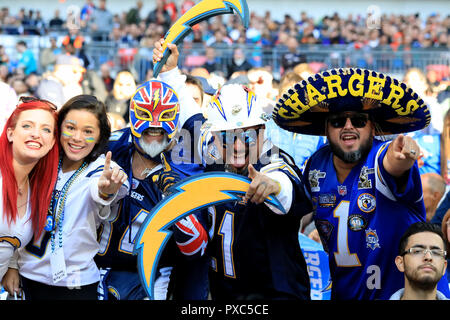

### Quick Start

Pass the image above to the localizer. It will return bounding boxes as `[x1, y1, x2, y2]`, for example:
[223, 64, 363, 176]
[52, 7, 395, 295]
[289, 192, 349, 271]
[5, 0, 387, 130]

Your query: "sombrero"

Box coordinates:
[272, 68, 431, 136]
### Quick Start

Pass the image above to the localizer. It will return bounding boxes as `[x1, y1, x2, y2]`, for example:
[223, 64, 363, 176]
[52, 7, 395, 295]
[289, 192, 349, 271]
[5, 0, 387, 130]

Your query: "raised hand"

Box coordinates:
[383, 134, 420, 178]
[152, 38, 179, 73]
[244, 164, 281, 204]
[98, 151, 128, 199]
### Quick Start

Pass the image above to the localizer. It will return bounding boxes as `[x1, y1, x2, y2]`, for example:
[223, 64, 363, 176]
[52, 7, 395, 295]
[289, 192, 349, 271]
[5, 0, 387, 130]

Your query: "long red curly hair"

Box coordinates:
[0, 99, 60, 238]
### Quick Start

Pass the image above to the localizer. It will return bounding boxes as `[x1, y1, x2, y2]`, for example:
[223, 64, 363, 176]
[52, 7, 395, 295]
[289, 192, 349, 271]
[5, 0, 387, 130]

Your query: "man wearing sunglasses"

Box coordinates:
[272, 68, 450, 300]
[391, 222, 448, 300]
[153, 40, 313, 300]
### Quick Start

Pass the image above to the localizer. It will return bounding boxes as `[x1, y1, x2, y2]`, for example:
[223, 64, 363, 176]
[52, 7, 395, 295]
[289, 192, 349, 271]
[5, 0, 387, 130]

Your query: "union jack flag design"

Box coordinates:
[130, 80, 180, 138]
[173, 215, 208, 256]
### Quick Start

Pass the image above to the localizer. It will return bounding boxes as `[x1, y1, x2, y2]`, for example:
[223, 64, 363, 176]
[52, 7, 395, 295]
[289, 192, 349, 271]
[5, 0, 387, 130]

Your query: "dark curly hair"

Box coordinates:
[58, 94, 111, 164]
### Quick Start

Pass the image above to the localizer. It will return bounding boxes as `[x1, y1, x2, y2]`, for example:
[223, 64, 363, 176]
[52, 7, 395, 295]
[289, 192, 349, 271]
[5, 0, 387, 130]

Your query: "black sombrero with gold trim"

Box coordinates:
[272, 68, 431, 136]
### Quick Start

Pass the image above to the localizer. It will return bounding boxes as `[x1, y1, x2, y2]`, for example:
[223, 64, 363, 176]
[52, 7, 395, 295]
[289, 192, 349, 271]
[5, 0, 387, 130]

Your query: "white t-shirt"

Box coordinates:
[0, 174, 32, 282]
[15, 155, 129, 287]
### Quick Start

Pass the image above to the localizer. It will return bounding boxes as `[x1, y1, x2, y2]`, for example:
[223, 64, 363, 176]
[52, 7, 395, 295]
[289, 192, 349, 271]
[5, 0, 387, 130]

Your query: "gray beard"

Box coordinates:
[139, 136, 169, 158]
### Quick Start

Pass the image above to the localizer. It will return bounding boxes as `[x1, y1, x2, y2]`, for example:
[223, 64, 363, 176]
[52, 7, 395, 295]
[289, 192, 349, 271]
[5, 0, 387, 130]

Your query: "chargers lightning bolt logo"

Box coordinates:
[153, 0, 249, 77]
[133, 172, 284, 299]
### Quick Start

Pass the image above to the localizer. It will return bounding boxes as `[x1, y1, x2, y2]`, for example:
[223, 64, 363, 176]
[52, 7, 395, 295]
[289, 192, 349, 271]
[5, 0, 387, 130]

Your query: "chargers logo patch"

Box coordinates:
[366, 228, 381, 250]
[357, 193, 376, 213]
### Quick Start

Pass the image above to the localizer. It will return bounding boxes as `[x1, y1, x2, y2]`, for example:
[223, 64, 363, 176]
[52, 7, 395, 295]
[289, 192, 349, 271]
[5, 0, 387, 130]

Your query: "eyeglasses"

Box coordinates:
[19, 96, 57, 111]
[401, 247, 447, 259]
[328, 114, 369, 129]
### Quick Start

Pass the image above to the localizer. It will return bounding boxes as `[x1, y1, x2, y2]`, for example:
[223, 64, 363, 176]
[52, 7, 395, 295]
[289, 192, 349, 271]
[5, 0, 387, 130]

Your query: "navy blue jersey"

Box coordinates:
[206, 150, 313, 300]
[95, 128, 168, 270]
[303, 139, 447, 300]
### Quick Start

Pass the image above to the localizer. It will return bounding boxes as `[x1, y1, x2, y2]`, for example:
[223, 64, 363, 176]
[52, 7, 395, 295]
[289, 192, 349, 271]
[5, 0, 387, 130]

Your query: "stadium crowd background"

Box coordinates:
[0, 0, 448, 196]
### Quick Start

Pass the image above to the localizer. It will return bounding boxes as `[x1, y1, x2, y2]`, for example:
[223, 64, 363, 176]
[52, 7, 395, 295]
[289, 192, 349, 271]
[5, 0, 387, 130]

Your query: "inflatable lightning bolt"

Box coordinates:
[153, 0, 250, 77]
[133, 171, 285, 299]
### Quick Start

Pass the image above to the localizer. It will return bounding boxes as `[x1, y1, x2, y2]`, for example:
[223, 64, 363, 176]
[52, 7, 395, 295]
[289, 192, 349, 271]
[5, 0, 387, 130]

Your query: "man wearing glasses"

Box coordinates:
[391, 222, 448, 300]
[272, 68, 450, 299]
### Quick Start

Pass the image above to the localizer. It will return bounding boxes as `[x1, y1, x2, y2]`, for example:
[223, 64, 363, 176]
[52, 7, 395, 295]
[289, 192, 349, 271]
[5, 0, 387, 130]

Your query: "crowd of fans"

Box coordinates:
[1, 1, 449, 49]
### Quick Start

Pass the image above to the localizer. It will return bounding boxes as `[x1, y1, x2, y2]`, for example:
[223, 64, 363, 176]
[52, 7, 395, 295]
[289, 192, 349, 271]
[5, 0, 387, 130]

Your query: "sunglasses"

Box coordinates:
[328, 114, 369, 129]
[217, 129, 260, 147]
[19, 96, 58, 111]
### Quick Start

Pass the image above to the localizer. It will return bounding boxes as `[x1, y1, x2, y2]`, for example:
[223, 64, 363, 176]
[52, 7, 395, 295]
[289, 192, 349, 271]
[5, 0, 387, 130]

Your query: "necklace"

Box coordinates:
[17, 177, 29, 196]
[135, 150, 156, 178]
[47, 159, 88, 249]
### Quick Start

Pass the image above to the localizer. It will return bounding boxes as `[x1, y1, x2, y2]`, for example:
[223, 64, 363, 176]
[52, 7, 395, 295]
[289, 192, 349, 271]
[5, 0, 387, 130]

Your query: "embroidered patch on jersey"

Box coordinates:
[357, 193, 376, 213]
[348, 214, 367, 231]
[357, 166, 374, 189]
[309, 169, 326, 192]
[132, 178, 140, 190]
[337, 185, 347, 196]
[316, 219, 334, 240]
[319, 193, 336, 207]
[365, 228, 381, 250]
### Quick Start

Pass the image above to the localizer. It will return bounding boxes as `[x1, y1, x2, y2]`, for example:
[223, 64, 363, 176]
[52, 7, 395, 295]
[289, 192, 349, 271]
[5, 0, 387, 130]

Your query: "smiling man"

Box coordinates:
[94, 79, 209, 300]
[272, 68, 450, 300]
[391, 222, 448, 300]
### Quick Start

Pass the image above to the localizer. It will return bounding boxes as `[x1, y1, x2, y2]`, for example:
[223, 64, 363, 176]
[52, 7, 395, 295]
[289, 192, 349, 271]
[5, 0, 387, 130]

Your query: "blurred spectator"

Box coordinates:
[81, 0, 96, 22]
[125, 0, 143, 25]
[164, 0, 178, 23]
[107, 112, 127, 131]
[281, 36, 306, 74]
[185, 74, 205, 109]
[105, 70, 136, 121]
[0, 45, 10, 66]
[180, 0, 195, 15]
[100, 62, 115, 93]
[62, 27, 93, 69]
[404, 68, 444, 133]
[203, 46, 222, 74]
[15, 40, 37, 75]
[48, 9, 64, 30]
[89, 0, 114, 41]
[226, 47, 253, 79]
[9, 75, 30, 97]
[40, 35, 62, 72]
[146, 0, 172, 32]
[36, 55, 85, 108]
[421, 173, 446, 222]
[247, 67, 278, 106]
[24, 72, 41, 96]
[441, 209, 450, 281]
[81, 67, 108, 103]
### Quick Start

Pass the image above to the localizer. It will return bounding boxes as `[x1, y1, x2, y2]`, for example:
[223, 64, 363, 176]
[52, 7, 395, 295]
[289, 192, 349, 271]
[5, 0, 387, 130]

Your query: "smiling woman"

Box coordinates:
[1, 95, 129, 300]
[0, 98, 59, 284]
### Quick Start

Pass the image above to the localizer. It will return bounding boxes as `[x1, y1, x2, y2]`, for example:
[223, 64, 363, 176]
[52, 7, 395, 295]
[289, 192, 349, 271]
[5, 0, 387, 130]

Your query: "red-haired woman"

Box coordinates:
[0, 97, 59, 282]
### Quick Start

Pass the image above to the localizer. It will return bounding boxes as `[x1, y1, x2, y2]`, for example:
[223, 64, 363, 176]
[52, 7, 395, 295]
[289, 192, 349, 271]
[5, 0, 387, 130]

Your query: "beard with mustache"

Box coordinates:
[328, 132, 374, 164]
[139, 134, 170, 158]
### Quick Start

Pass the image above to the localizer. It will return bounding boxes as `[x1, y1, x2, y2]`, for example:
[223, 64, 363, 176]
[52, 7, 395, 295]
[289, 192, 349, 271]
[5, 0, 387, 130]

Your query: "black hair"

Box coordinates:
[58, 94, 111, 164]
[398, 222, 446, 255]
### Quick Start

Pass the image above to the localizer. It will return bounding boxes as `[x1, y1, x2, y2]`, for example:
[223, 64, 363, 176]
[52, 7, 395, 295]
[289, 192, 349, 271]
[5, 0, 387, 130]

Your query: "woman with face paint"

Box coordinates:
[2, 95, 129, 300]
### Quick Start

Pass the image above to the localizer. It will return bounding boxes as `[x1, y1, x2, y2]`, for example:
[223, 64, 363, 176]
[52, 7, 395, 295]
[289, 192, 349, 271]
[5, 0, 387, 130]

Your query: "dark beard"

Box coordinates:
[329, 136, 373, 164]
[224, 163, 248, 176]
